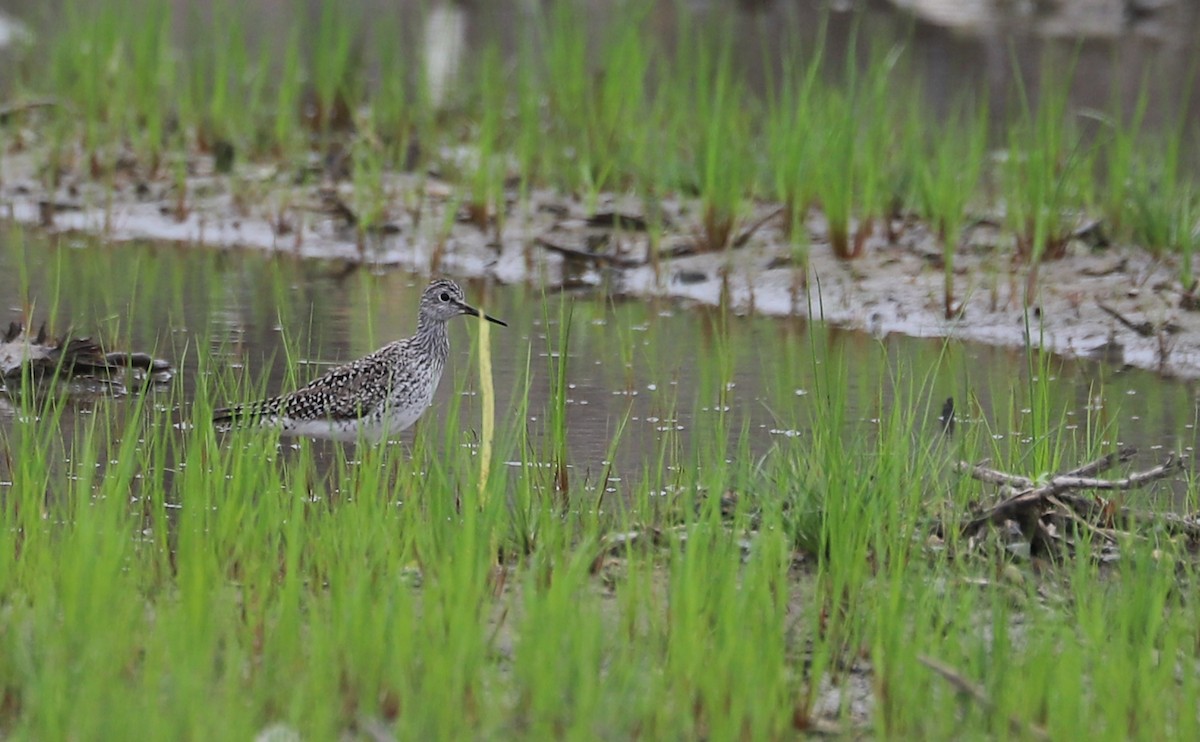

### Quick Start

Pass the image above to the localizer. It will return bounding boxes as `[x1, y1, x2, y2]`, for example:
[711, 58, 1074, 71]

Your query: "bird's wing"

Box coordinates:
[277, 342, 408, 421]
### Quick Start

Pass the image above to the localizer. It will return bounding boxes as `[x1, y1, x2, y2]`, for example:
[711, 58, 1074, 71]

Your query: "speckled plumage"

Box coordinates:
[213, 279, 506, 443]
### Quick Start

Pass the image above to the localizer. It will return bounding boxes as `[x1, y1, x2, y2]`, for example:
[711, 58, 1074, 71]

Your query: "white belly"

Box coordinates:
[278, 391, 434, 444]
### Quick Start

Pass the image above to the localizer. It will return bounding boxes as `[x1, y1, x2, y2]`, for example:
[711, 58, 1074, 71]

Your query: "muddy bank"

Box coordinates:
[3, 149, 1198, 378]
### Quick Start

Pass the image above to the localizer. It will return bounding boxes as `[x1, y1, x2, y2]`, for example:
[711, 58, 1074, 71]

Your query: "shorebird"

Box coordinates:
[212, 278, 506, 443]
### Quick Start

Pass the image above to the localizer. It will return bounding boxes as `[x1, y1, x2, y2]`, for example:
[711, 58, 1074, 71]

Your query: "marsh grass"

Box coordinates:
[763, 21, 825, 264]
[348, 120, 389, 241]
[511, 39, 546, 204]
[671, 20, 753, 252]
[463, 46, 508, 234]
[1096, 77, 1151, 236]
[1002, 57, 1089, 264]
[12, 0, 1200, 266]
[912, 101, 989, 318]
[543, 293, 573, 501]
[4, 3, 1200, 735]
[307, 1, 361, 136]
[1126, 120, 1194, 260]
[194, 2, 259, 157]
[535, 2, 655, 200]
[1179, 190, 1199, 294]
[0, 263, 1197, 737]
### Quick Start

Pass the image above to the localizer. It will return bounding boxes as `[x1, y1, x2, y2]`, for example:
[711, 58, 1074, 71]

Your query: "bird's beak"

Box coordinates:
[462, 302, 508, 327]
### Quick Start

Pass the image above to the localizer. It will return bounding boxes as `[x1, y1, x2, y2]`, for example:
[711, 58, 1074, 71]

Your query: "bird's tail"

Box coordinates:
[213, 397, 283, 427]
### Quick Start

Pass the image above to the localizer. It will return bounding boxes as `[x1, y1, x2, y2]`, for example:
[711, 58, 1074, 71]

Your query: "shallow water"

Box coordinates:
[0, 231, 1196, 506]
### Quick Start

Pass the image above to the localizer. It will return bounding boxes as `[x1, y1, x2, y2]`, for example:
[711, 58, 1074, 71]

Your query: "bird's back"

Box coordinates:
[212, 335, 447, 441]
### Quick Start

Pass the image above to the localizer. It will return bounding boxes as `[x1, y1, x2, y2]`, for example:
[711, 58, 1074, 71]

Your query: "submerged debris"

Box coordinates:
[0, 321, 173, 383]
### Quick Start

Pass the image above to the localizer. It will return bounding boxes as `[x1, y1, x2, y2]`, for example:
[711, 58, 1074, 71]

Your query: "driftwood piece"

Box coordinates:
[0, 321, 173, 381]
[958, 446, 1138, 492]
[957, 448, 1191, 545]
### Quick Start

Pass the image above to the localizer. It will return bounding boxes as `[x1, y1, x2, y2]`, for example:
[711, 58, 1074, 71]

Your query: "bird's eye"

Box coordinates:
[439, 292, 451, 302]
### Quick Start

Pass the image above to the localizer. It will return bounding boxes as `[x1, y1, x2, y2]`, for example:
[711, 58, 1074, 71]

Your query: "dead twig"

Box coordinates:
[918, 655, 1051, 741]
[956, 447, 1136, 490]
[536, 233, 643, 268]
[586, 211, 660, 232]
[1043, 456, 1180, 491]
[955, 461, 1033, 490]
[731, 205, 785, 248]
[960, 449, 1184, 538]
[1054, 492, 1200, 540]
[1044, 495, 1123, 544]
[1097, 302, 1180, 338]
[1060, 446, 1138, 478]
[0, 99, 60, 124]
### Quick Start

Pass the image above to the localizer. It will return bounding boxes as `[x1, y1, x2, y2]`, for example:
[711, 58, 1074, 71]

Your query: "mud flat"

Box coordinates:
[4, 149, 1198, 378]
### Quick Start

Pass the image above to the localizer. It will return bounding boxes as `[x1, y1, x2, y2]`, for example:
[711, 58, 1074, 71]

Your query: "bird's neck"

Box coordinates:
[414, 317, 450, 362]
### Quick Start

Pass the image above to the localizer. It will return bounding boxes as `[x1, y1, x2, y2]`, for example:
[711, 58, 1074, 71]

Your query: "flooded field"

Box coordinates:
[2, 229, 1195, 498]
[3, 229, 1200, 739]
[4, 2, 1200, 738]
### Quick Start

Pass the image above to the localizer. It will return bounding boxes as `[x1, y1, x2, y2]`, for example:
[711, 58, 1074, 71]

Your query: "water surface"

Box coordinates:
[0, 230, 1195, 506]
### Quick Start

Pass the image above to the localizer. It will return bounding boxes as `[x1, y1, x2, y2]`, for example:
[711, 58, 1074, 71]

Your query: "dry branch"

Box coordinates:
[918, 655, 1051, 740]
[958, 448, 1188, 545]
[956, 461, 1033, 489]
[1060, 446, 1138, 478]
